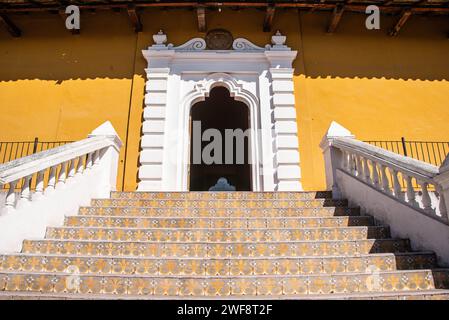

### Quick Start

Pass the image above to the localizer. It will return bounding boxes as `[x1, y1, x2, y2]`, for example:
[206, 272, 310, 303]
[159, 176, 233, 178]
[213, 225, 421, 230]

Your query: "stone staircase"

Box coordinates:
[1, 191, 449, 299]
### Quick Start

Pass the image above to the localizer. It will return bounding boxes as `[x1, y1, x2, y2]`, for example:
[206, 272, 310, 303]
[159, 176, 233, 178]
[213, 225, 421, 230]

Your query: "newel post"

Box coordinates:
[433, 154, 449, 221]
[88, 121, 123, 198]
[319, 121, 355, 200]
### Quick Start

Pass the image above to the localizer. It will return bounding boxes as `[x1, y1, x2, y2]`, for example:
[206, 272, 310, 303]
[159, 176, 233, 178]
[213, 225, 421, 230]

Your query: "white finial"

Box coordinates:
[270, 30, 289, 51]
[153, 30, 167, 46]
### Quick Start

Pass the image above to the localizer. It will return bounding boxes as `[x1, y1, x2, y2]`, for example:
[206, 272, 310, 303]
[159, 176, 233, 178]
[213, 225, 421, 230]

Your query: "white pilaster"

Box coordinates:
[138, 66, 171, 191]
[269, 67, 302, 191]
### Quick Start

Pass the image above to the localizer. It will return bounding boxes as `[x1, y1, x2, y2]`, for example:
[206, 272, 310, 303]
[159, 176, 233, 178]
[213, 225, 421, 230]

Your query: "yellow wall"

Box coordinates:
[1, 9, 448, 191]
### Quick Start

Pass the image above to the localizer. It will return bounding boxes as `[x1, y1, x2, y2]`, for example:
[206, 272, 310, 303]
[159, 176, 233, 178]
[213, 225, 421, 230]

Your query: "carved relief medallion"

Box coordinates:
[205, 29, 234, 50]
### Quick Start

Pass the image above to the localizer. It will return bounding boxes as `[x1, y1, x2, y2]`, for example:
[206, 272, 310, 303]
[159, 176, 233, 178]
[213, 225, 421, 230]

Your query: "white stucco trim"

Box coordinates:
[138, 31, 302, 191]
[178, 73, 262, 191]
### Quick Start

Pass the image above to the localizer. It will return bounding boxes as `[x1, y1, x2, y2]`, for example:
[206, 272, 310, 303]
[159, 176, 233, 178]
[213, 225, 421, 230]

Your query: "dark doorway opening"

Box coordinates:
[189, 86, 251, 191]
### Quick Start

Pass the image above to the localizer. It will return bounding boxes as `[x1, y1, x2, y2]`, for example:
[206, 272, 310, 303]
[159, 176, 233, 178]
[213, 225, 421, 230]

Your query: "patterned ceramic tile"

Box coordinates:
[230, 278, 257, 295]
[78, 206, 359, 218]
[256, 278, 283, 295]
[3, 255, 434, 277]
[205, 279, 231, 296]
[91, 199, 348, 210]
[111, 191, 332, 201]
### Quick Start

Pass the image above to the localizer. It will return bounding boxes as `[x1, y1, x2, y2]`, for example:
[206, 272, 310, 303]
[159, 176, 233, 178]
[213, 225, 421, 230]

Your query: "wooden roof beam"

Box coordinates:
[0, 13, 21, 37]
[196, 5, 206, 32]
[263, 5, 275, 32]
[327, 4, 345, 34]
[1, 2, 449, 14]
[127, 5, 142, 32]
[389, 9, 412, 36]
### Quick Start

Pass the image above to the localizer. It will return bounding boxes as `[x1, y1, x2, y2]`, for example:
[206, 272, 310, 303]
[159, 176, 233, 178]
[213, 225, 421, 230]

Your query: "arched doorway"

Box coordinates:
[189, 86, 251, 191]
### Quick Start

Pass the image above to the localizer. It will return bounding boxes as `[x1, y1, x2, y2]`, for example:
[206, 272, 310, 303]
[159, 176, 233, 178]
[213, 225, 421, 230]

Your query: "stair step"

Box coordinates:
[1, 289, 449, 300]
[91, 198, 348, 209]
[66, 215, 373, 228]
[22, 239, 411, 257]
[0, 252, 436, 275]
[79, 206, 359, 218]
[45, 226, 390, 242]
[111, 191, 332, 200]
[0, 269, 448, 296]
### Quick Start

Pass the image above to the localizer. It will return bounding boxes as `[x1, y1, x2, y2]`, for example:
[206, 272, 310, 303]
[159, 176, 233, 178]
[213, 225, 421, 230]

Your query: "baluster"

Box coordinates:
[356, 155, 364, 178]
[341, 150, 348, 172]
[85, 153, 93, 170]
[371, 160, 380, 188]
[20, 175, 32, 202]
[93, 150, 100, 165]
[34, 170, 45, 197]
[5, 180, 18, 209]
[345, 150, 350, 172]
[75, 156, 84, 176]
[405, 175, 418, 207]
[47, 165, 57, 190]
[436, 186, 448, 221]
[67, 159, 76, 179]
[418, 180, 433, 213]
[380, 165, 391, 194]
[389, 168, 403, 200]
[348, 153, 355, 176]
[351, 154, 357, 176]
[57, 162, 68, 186]
[363, 158, 371, 183]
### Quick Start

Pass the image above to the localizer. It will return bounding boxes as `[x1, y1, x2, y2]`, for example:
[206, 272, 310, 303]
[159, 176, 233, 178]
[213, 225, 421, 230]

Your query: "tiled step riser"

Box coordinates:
[46, 227, 390, 242]
[22, 240, 411, 257]
[1, 270, 446, 296]
[91, 199, 348, 209]
[111, 191, 332, 200]
[1, 291, 449, 300]
[79, 207, 360, 218]
[66, 216, 373, 229]
[0, 254, 436, 276]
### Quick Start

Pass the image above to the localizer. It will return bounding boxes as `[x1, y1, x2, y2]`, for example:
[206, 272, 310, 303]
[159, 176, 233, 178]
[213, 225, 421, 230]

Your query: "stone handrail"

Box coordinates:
[331, 136, 439, 181]
[320, 122, 449, 224]
[0, 121, 122, 214]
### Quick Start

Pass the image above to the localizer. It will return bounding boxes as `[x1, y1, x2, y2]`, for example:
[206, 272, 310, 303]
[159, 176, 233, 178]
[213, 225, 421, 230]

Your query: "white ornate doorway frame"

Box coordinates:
[138, 31, 302, 192]
[179, 73, 261, 191]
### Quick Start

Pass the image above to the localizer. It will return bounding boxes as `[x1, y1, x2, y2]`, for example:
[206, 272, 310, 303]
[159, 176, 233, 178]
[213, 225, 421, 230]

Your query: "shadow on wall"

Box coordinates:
[294, 12, 449, 81]
[0, 11, 142, 82]
[0, 10, 448, 82]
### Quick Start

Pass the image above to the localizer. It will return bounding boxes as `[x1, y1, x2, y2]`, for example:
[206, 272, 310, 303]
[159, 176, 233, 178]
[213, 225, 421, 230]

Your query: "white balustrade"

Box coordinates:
[1, 148, 108, 213]
[321, 121, 449, 264]
[0, 121, 122, 252]
[321, 121, 449, 224]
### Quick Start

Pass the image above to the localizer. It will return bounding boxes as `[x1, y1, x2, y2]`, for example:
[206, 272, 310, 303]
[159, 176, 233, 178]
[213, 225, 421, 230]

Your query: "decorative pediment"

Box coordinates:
[232, 38, 267, 51]
[172, 38, 207, 51]
[147, 30, 291, 52]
